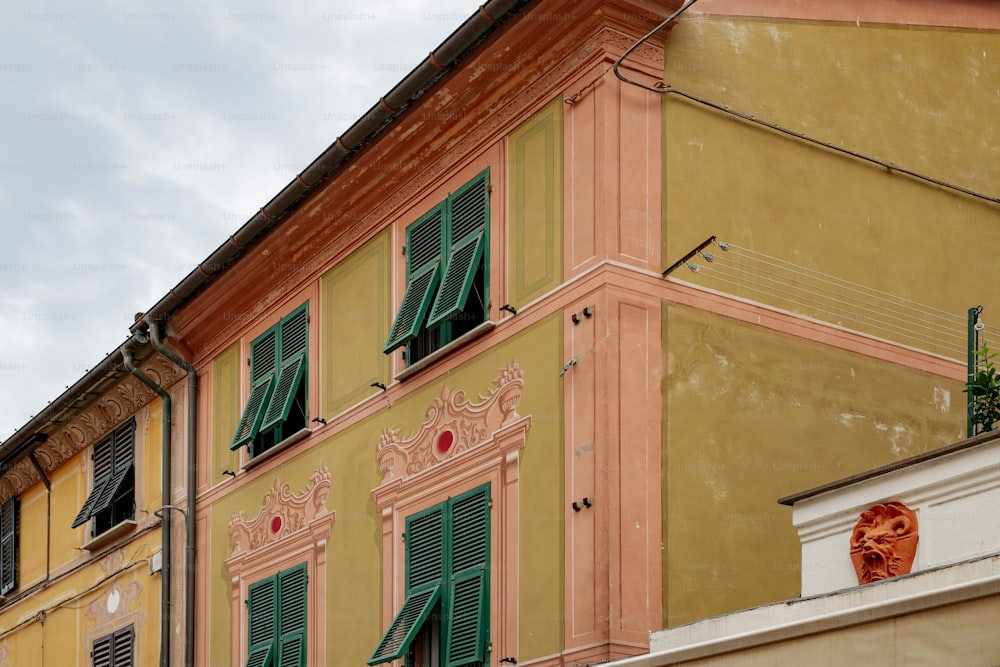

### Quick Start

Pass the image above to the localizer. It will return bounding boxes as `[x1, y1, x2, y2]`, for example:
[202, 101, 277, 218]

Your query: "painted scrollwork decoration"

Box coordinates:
[376, 361, 524, 483]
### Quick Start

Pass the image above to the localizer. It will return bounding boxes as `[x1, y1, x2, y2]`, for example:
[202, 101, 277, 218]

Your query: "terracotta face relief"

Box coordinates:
[849, 502, 918, 584]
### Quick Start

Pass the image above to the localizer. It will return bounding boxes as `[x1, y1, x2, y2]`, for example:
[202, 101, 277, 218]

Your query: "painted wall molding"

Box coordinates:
[372, 360, 531, 662]
[225, 465, 335, 667]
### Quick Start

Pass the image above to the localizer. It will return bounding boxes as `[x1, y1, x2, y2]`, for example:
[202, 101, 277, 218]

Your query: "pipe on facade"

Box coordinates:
[129, 0, 527, 335]
[148, 323, 198, 667]
[121, 341, 172, 667]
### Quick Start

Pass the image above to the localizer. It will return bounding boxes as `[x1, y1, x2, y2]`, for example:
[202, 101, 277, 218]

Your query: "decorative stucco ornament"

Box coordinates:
[849, 502, 918, 584]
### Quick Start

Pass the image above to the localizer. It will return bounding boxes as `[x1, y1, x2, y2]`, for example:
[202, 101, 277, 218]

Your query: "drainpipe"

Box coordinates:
[121, 340, 171, 667]
[149, 322, 198, 667]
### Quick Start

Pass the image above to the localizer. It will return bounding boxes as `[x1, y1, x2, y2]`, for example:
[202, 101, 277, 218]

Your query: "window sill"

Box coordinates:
[82, 520, 137, 552]
[241, 427, 312, 471]
[395, 321, 495, 382]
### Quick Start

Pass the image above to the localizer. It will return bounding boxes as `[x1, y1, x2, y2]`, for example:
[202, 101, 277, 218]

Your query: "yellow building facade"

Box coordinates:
[0, 1, 996, 666]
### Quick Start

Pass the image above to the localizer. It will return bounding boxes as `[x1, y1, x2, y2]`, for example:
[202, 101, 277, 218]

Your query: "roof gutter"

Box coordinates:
[131, 0, 528, 335]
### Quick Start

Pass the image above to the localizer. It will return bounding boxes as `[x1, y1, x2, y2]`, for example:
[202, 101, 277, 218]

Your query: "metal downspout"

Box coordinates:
[149, 323, 197, 667]
[121, 341, 171, 667]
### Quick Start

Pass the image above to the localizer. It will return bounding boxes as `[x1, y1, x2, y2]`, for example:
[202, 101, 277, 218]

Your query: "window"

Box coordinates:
[0, 495, 17, 596]
[245, 563, 308, 667]
[384, 170, 490, 365]
[72, 419, 135, 537]
[93, 625, 133, 667]
[369, 484, 490, 667]
[231, 304, 309, 458]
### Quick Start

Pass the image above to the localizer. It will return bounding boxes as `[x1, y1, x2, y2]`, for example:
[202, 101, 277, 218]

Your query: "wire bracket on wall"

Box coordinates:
[559, 358, 578, 377]
[662, 235, 718, 276]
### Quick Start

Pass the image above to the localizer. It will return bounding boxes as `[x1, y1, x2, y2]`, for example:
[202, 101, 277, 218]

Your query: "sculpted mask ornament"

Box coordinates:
[849, 502, 918, 585]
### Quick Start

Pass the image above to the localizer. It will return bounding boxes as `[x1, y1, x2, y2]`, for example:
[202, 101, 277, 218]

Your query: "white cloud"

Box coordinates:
[0, 0, 481, 436]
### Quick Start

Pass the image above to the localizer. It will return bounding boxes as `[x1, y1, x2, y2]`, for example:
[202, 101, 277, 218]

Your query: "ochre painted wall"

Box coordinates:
[508, 96, 564, 307]
[662, 303, 966, 625]
[320, 229, 391, 418]
[662, 15, 1000, 357]
[209, 314, 563, 666]
[212, 341, 242, 481]
[0, 538, 160, 666]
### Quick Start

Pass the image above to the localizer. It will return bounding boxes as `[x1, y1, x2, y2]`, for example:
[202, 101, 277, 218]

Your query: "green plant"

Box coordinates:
[965, 344, 1000, 434]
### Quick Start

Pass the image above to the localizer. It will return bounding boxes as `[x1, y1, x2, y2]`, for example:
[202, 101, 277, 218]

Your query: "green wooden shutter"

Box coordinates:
[260, 353, 306, 434]
[427, 171, 489, 331]
[251, 330, 278, 382]
[280, 307, 308, 361]
[383, 261, 441, 354]
[448, 171, 489, 242]
[247, 576, 277, 667]
[445, 486, 490, 666]
[369, 505, 447, 665]
[384, 207, 444, 354]
[0, 497, 16, 594]
[368, 586, 441, 665]
[231, 375, 276, 450]
[277, 564, 307, 667]
[426, 231, 485, 329]
[232, 328, 279, 450]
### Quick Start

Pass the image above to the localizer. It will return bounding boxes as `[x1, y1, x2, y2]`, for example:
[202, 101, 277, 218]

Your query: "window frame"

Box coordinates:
[384, 169, 491, 366]
[231, 303, 310, 458]
[71, 418, 136, 538]
[369, 485, 491, 666]
[371, 363, 530, 666]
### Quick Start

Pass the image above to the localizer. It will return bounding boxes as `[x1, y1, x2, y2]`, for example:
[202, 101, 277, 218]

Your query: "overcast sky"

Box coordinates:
[0, 0, 484, 437]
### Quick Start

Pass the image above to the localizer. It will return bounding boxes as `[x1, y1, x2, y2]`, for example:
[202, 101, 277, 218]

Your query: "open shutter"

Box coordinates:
[369, 505, 446, 665]
[449, 172, 489, 242]
[88, 461, 133, 518]
[445, 487, 490, 667]
[426, 231, 485, 329]
[383, 262, 441, 354]
[259, 353, 306, 434]
[247, 576, 277, 667]
[71, 430, 115, 528]
[277, 564, 307, 667]
[231, 375, 276, 450]
[367, 586, 441, 666]
[384, 207, 444, 354]
[232, 329, 279, 450]
[0, 497, 17, 595]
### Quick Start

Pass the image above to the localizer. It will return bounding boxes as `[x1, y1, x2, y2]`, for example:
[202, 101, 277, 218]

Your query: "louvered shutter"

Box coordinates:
[231, 329, 279, 450]
[112, 626, 134, 667]
[0, 497, 17, 595]
[384, 207, 445, 354]
[368, 505, 447, 665]
[277, 564, 307, 667]
[93, 633, 113, 667]
[247, 576, 277, 667]
[72, 419, 134, 528]
[444, 487, 490, 666]
[260, 305, 308, 435]
[426, 231, 485, 329]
